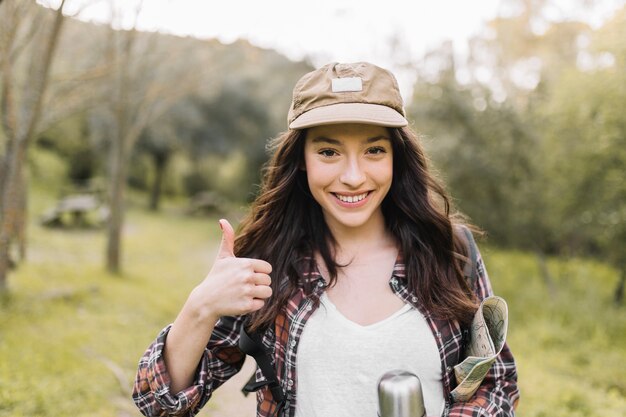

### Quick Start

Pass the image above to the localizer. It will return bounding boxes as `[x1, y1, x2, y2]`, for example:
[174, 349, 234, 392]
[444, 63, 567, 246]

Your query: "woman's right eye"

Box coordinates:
[319, 149, 337, 157]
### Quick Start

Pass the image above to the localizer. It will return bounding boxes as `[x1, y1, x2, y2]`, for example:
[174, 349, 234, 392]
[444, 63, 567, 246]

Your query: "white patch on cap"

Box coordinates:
[331, 77, 363, 93]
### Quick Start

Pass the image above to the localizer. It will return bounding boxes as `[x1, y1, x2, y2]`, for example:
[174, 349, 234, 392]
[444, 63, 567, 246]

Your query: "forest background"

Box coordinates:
[0, 0, 625, 416]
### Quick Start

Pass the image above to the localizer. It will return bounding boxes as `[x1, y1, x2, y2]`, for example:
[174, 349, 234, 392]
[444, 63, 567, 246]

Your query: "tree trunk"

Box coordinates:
[105, 25, 131, 275]
[16, 165, 27, 262]
[106, 137, 127, 274]
[106, 71, 129, 274]
[614, 266, 625, 306]
[0, 156, 6, 202]
[102, 14, 199, 273]
[148, 152, 169, 211]
[0, 142, 26, 290]
[0, 0, 66, 291]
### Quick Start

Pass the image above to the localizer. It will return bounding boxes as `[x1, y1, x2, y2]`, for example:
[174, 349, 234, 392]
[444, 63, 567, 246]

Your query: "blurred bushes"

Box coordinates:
[407, 5, 626, 288]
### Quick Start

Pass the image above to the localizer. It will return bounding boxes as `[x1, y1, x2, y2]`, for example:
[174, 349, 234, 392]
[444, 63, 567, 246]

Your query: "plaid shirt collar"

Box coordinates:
[294, 251, 407, 294]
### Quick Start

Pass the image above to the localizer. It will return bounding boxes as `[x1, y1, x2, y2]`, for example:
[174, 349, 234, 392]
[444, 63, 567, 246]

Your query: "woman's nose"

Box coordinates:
[339, 157, 366, 188]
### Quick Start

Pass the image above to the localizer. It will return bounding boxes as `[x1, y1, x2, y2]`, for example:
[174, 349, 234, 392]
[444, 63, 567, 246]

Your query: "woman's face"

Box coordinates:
[304, 123, 393, 234]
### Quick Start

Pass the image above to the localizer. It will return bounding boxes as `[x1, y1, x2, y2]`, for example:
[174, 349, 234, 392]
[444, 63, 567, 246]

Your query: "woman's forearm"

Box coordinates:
[163, 293, 219, 395]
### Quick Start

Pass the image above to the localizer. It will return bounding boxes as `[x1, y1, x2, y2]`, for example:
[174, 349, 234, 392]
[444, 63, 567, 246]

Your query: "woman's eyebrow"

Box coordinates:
[365, 135, 390, 143]
[311, 136, 341, 145]
[311, 135, 389, 145]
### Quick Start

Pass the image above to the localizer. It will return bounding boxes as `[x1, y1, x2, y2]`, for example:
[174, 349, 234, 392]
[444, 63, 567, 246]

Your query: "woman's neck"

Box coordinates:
[325, 210, 396, 261]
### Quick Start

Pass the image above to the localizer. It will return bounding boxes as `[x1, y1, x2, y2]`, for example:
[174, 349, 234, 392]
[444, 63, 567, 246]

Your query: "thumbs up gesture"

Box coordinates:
[187, 219, 273, 322]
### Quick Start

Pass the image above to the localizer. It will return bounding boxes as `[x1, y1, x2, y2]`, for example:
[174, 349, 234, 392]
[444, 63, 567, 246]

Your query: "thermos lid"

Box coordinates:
[377, 370, 426, 417]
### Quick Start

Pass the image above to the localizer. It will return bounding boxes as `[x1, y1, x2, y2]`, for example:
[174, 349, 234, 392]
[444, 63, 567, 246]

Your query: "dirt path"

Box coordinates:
[202, 357, 258, 416]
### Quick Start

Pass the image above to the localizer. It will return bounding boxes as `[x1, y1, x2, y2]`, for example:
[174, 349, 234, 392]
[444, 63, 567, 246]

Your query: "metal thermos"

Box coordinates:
[377, 370, 426, 417]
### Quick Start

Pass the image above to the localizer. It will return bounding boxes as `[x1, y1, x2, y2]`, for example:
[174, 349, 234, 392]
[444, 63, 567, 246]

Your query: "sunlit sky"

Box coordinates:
[42, 0, 625, 98]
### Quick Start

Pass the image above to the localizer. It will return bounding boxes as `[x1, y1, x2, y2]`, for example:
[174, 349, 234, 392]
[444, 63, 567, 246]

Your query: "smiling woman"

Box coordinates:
[132, 62, 519, 417]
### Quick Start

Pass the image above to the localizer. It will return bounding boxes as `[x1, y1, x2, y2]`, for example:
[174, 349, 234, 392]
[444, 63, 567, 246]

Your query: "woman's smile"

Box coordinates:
[332, 191, 372, 207]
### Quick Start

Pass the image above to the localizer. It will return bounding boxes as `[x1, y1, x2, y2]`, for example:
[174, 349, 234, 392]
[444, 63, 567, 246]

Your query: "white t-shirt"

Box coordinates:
[294, 292, 445, 417]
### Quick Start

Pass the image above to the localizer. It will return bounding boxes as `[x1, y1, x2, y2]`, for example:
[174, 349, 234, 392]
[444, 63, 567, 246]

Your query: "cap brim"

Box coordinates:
[289, 103, 408, 129]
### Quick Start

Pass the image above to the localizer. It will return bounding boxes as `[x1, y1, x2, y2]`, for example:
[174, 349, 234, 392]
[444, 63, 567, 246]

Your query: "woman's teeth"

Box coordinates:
[335, 192, 368, 203]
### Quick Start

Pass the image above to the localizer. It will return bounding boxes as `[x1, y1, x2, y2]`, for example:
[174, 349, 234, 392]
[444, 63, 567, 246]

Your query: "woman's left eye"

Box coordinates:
[367, 147, 386, 155]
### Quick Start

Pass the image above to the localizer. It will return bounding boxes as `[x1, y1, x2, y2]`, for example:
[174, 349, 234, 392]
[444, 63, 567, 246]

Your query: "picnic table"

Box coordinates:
[186, 191, 228, 216]
[40, 193, 109, 228]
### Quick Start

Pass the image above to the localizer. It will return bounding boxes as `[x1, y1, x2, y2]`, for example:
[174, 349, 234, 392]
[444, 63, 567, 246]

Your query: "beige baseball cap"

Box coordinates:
[288, 62, 408, 130]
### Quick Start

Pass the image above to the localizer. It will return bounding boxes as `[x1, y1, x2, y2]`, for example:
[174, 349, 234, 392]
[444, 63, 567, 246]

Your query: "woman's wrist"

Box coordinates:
[182, 287, 220, 327]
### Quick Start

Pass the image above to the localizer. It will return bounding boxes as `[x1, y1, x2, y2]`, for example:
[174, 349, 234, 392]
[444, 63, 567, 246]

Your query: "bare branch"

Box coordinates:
[125, 70, 203, 150]
[0, 1, 50, 69]
[130, 0, 146, 30]
[18, 0, 67, 144]
[8, 6, 48, 65]
[0, 59, 17, 141]
[37, 85, 107, 134]
[51, 60, 114, 85]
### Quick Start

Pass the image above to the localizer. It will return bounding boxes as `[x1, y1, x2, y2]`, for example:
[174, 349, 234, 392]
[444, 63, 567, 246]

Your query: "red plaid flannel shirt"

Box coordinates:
[133, 243, 519, 417]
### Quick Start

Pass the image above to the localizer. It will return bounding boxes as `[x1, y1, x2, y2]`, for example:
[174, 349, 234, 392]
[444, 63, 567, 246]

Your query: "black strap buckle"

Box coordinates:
[238, 324, 286, 407]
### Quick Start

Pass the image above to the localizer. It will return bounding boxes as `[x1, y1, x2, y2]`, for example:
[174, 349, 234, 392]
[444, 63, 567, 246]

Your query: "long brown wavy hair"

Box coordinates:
[235, 126, 479, 331]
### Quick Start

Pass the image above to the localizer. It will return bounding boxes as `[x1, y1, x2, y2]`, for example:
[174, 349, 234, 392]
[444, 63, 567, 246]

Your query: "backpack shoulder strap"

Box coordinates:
[460, 225, 479, 292]
[458, 225, 480, 354]
[239, 324, 286, 410]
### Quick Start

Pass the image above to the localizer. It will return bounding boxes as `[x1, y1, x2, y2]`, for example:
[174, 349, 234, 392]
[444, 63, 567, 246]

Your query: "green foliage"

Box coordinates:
[35, 114, 100, 185]
[407, 4, 626, 276]
[127, 151, 153, 191]
[534, 8, 626, 267]
[27, 147, 69, 194]
[409, 78, 541, 248]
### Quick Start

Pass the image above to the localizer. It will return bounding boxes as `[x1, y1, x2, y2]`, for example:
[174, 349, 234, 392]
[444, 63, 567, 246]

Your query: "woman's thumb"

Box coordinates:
[217, 219, 235, 258]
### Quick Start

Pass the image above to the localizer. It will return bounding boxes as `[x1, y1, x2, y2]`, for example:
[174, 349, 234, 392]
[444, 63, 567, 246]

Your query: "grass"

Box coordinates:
[0, 184, 226, 417]
[483, 248, 626, 416]
[0, 180, 625, 416]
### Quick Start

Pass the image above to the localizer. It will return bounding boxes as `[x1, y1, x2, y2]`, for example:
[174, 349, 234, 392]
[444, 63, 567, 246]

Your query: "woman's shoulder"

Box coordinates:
[452, 222, 476, 238]
[451, 222, 482, 286]
[452, 222, 484, 252]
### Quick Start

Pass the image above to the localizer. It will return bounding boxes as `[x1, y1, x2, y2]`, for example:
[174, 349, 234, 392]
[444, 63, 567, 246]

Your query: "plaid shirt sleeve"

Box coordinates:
[448, 248, 520, 417]
[132, 315, 246, 417]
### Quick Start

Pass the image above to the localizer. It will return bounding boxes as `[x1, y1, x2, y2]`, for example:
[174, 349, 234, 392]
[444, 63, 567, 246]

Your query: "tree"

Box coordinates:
[408, 1, 626, 303]
[0, 0, 113, 291]
[537, 7, 626, 303]
[0, 0, 68, 291]
[182, 82, 274, 202]
[135, 114, 182, 211]
[102, 3, 206, 273]
[408, 43, 540, 249]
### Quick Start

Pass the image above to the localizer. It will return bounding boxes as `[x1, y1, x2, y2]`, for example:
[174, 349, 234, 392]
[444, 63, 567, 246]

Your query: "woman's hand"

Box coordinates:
[163, 219, 273, 394]
[186, 219, 273, 324]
